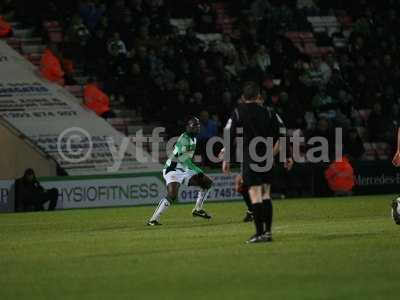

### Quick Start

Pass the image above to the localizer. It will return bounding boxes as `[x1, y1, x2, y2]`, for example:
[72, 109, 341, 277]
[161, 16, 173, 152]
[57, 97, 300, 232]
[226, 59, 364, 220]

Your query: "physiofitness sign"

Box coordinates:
[0, 172, 241, 212]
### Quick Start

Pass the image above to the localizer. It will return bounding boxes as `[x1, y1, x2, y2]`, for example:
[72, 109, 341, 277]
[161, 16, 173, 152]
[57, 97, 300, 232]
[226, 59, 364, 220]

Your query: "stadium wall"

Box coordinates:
[0, 119, 57, 180]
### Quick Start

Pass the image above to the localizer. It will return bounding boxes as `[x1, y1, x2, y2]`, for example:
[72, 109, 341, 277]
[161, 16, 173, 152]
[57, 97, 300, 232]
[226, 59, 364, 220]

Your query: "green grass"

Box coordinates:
[1, 195, 399, 300]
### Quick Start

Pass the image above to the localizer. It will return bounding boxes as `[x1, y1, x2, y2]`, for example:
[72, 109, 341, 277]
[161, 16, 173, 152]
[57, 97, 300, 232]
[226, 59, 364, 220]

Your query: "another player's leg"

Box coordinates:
[235, 175, 253, 222]
[147, 182, 179, 226]
[241, 190, 253, 222]
[261, 184, 273, 241]
[189, 174, 213, 219]
[392, 197, 400, 225]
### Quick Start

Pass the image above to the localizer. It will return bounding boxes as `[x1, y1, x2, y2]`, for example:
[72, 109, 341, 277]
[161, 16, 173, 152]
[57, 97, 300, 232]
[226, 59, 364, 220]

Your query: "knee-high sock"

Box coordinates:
[262, 199, 273, 233]
[194, 189, 210, 211]
[242, 191, 252, 212]
[149, 198, 171, 222]
[252, 203, 264, 236]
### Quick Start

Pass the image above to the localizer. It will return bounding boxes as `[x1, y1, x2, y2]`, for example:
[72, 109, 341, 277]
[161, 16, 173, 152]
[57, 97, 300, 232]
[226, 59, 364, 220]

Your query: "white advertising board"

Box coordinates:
[0, 172, 241, 212]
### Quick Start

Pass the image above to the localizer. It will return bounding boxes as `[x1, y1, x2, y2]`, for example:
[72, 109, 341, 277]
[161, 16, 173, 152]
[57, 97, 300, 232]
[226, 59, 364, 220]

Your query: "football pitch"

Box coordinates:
[1, 195, 399, 300]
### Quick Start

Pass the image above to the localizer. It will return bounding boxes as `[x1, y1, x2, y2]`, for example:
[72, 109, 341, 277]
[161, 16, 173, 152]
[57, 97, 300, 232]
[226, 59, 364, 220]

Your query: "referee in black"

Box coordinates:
[223, 81, 292, 243]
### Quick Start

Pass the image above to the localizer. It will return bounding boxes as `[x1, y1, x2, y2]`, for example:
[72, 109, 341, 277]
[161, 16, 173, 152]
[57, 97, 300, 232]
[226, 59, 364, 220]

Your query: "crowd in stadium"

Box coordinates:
[2, 0, 400, 163]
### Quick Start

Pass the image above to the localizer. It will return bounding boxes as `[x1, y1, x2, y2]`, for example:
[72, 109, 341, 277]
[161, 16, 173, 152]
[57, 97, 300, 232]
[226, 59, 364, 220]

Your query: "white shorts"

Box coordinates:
[163, 168, 197, 186]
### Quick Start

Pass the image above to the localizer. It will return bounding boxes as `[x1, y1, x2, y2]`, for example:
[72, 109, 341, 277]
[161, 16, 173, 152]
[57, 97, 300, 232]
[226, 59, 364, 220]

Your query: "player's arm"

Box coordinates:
[271, 110, 293, 171]
[174, 136, 203, 174]
[222, 109, 240, 173]
[392, 128, 400, 167]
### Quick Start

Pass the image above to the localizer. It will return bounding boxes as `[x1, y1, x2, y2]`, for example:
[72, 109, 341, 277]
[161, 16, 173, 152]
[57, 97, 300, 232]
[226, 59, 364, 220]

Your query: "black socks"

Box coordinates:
[252, 203, 264, 236]
[262, 199, 273, 233]
[242, 191, 253, 212]
[252, 199, 273, 236]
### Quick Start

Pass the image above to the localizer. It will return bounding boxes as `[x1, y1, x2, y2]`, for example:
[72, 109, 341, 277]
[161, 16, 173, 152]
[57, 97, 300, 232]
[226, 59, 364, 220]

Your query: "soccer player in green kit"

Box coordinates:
[147, 116, 213, 226]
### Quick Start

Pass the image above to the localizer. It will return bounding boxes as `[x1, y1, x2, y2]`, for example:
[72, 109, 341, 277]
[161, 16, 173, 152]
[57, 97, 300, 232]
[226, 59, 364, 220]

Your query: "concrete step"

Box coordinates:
[24, 53, 41, 66]
[73, 76, 90, 85]
[113, 109, 137, 117]
[21, 44, 46, 55]
[10, 22, 29, 30]
[6, 38, 21, 51]
[19, 37, 43, 44]
[13, 28, 34, 38]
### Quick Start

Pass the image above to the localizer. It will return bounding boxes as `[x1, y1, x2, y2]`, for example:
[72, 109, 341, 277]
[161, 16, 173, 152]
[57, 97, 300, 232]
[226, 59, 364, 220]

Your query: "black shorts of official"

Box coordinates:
[242, 161, 272, 187]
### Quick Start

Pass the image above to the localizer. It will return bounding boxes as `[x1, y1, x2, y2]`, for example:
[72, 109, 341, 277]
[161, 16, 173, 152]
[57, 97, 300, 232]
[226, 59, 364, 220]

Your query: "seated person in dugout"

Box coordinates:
[15, 169, 58, 212]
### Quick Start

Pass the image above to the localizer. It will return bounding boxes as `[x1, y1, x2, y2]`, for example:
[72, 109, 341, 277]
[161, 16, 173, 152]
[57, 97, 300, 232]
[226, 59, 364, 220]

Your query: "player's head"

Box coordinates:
[186, 116, 201, 136]
[242, 81, 262, 103]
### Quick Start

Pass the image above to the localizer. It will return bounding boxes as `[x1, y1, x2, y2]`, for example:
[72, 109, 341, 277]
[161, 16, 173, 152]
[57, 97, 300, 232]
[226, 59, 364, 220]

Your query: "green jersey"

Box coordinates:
[164, 132, 203, 174]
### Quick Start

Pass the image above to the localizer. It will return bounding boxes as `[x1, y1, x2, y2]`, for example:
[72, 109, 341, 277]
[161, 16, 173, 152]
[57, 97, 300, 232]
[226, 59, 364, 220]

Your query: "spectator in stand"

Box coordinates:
[241, 57, 264, 83]
[118, 14, 136, 50]
[194, 0, 216, 33]
[65, 14, 91, 57]
[124, 63, 148, 110]
[40, 44, 65, 85]
[186, 92, 204, 116]
[254, 45, 271, 73]
[217, 34, 236, 57]
[368, 102, 392, 143]
[305, 58, 326, 87]
[198, 110, 219, 165]
[307, 117, 337, 196]
[182, 27, 204, 57]
[0, 0, 15, 20]
[224, 53, 240, 85]
[135, 45, 151, 73]
[343, 128, 365, 161]
[307, 117, 336, 157]
[85, 28, 108, 74]
[326, 69, 349, 98]
[134, 25, 153, 50]
[348, 35, 369, 60]
[109, 0, 129, 26]
[148, 48, 165, 78]
[79, 0, 104, 32]
[0, 15, 12, 37]
[317, 56, 333, 84]
[269, 39, 292, 78]
[145, 0, 170, 36]
[108, 32, 127, 57]
[84, 78, 115, 119]
[15, 169, 58, 212]
[129, 0, 144, 24]
[217, 91, 234, 123]
[312, 86, 337, 119]
[274, 91, 306, 130]
[193, 58, 215, 91]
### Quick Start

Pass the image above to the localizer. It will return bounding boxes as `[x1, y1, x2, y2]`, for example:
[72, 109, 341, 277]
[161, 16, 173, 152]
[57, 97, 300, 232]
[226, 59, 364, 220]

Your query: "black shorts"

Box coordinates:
[242, 161, 273, 187]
